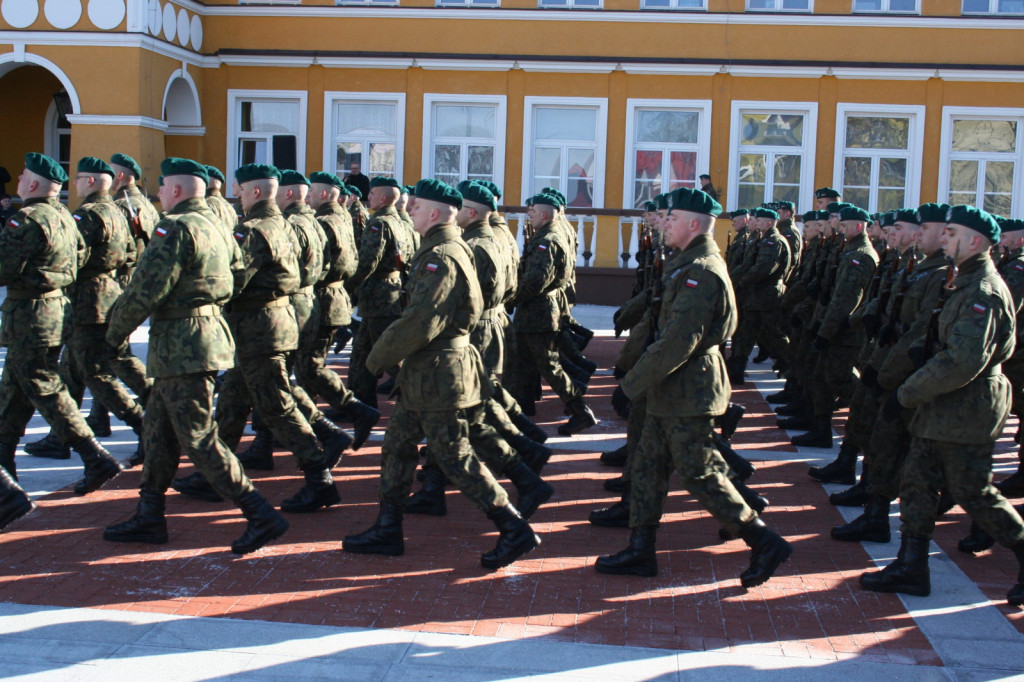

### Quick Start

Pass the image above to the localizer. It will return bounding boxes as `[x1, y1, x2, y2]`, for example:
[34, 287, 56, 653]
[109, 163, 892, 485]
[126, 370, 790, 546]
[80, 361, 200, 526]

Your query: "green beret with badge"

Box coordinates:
[827, 202, 851, 215]
[839, 205, 871, 223]
[528, 193, 560, 209]
[947, 204, 1000, 243]
[110, 153, 142, 179]
[78, 156, 115, 178]
[402, 184, 413, 195]
[643, 200, 657, 212]
[731, 208, 749, 217]
[667, 187, 722, 217]
[894, 208, 920, 225]
[880, 211, 897, 227]
[802, 210, 818, 222]
[205, 165, 226, 184]
[752, 207, 779, 220]
[541, 187, 567, 208]
[309, 171, 344, 189]
[654, 193, 670, 211]
[25, 152, 68, 183]
[998, 217, 1024, 234]
[279, 170, 310, 186]
[345, 184, 363, 200]
[160, 157, 209, 183]
[478, 181, 502, 200]
[776, 201, 795, 211]
[815, 186, 841, 199]
[916, 202, 951, 224]
[459, 182, 497, 211]
[235, 163, 280, 184]
[369, 176, 401, 189]
[415, 178, 462, 208]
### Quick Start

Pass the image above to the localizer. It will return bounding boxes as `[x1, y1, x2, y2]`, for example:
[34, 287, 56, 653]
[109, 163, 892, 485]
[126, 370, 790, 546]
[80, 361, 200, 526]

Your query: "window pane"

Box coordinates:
[844, 157, 872, 187]
[635, 150, 663, 185]
[891, 0, 916, 9]
[468, 146, 494, 178]
[739, 154, 767, 183]
[738, 183, 764, 209]
[986, 161, 1015, 193]
[949, 192, 977, 205]
[782, 0, 808, 7]
[950, 159, 980, 192]
[985, 192, 1012, 216]
[643, 0, 671, 6]
[741, 113, 803, 146]
[535, 107, 597, 141]
[999, 0, 1024, 11]
[242, 101, 297, 133]
[772, 184, 799, 204]
[633, 180, 658, 208]
[854, 0, 882, 8]
[962, 0, 989, 10]
[952, 119, 1017, 153]
[846, 117, 910, 150]
[534, 147, 561, 178]
[748, 0, 774, 8]
[636, 110, 699, 144]
[669, 151, 697, 189]
[434, 104, 495, 138]
[434, 144, 460, 178]
[844, 188, 870, 210]
[877, 189, 905, 212]
[336, 142, 363, 174]
[369, 143, 395, 176]
[566, 148, 595, 208]
[773, 154, 801, 185]
[879, 158, 907, 187]
[336, 103, 395, 137]
[239, 139, 267, 165]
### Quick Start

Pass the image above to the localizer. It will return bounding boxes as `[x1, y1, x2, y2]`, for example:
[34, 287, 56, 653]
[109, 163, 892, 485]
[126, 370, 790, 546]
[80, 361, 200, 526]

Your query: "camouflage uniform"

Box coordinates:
[205, 188, 239, 237]
[105, 198, 253, 498]
[730, 225, 791, 364]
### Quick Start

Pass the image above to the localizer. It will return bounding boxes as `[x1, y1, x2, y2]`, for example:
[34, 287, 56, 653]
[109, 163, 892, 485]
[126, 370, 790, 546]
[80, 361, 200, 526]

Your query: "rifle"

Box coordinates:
[917, 243, 959, 367]
[879, 250, 917, 346]
[819, 232, 846, 305]
[865, 242, 890, 302]
[122, 188, 147, 245]
[875, 250, 902, 317]
[646, 237, 666, 345]
[632, 222, 651, 297]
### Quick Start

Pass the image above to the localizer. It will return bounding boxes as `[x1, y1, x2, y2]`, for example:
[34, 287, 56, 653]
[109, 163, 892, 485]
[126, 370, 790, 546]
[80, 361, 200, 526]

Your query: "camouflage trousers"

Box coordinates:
[421, 396, 523, 478]
[61, 333, 151, 406]
[68, 324, 146, 422]
[864, 391, 912, 501]
[810, 343, 860, 416]
[731, 308, 790, 365]
[142, 372, 253, 499]
[514, 331, 582, 405]
[380, 401, 508, 512]
[629, 414, 756, 534]
[900, 436, 1024, 545]
[0, 345, 91, 444]
[841, 383, 879, 453]
[216, 352, 323, 466]
[471, 316, 504, 377]
[295, 322, 356, 412]
[619, 393, 648, 485]
[349, 315, 399, 405]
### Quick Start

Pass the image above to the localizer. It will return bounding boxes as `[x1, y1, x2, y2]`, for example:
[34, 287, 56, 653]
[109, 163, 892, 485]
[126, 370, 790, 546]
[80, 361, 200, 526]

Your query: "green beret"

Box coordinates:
[827, 202, 851, 214]
[894, 209, 920, 225]
[235, 163, 280, 184]
[998, 217, 1024, 234]
[77, 156, 115, 178]
[369, 176, 401, 189]
[761, 202, 778, 210]
[279, 170, 310, 186]
[478, 181, 502, 200]
[916, 203, 951, 224]
[157, 175, 164, 186]
[815, 187, 841, 199]
[414, 178, 462, 209]
[947, 204, 1000, 243]
[731, 208, 749, 218]
[528, 193, 559, 209]
[110, 153, 141, 179]
[205, 165, 226, 184]
[752, 207, 779, 220]
[776, 201, 795, 211]
[654, 193, 670, 211]
[541, 187, 567, 208]
[801, 210, 819, 222]
[457, 181, 497, 212]
[839, 205, 871, 223]
[402, 185, 413, 195]
[309, 171, 344, 189]
[25, 152, 67, 184]
[817, 211, 831, 221]
[345, 184, 363, 200]
[666, 187, 722, 217]
[880, 211, 897, 227]
[643, 201, 657, 212]
[160, 157, 209, 183]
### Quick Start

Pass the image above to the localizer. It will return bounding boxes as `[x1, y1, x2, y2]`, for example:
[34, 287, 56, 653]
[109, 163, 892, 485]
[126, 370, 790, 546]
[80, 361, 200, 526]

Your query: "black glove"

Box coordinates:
[611, 386, 631, 419]
[810, 322, 821, 337]
[813, 335, 830, 351]
[790, 313, 803, 329]
[907, 345, 928, 369]
[881, 391, 904, 421]
[862, 313, 881, 338]
[613, 366, 627, 380]
[860, 365, 878, 389]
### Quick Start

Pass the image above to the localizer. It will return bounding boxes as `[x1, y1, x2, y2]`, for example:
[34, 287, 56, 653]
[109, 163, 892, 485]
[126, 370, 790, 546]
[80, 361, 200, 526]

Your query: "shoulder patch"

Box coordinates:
[73, 214, 82, 221]
[972, 302, 988, 314]
[154, 226, 168, 237]
[537, 244, 547, 251]
[370, 225, 379, 232]
[685, 278, 699, 289]
[851, 259, 861, 266]
[7, 219, 19, 229]
[234, 231, 246, 242]
[425, 262, 438, 272]
[1015, 264, 1024, 271]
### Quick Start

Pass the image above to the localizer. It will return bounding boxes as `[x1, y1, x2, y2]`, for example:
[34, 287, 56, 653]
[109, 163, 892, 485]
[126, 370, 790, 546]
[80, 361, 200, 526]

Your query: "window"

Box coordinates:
[423, 95, 506, 189]
[938, 107, 1024, 218]
[323, 93, 405, 182]
[624, 100, 711, 209]
[746, 0, 811, 10]
[853, 0, 917, 11]
[728, 102, 817, 211]
[335, 0, 397, 5]
[522, 97, 608, 208]
[641, 0, 705, 8]
[962, 0, 1024, 14]
[834, 105, 924, 213]
[227, 90, 307, 196]
[436, 0, 498, 5]
[539, 0, 601, 8]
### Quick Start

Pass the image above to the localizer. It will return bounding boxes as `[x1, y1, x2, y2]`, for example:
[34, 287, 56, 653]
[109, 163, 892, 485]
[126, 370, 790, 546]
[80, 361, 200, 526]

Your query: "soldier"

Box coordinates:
[204, 165, 239, 236]
[775, 201, 802, 278]
[814, 187, 841, 211]
[861, 206, 1024, 605]
[102, 158, 288, 553]
[992, 218, 1024, 498]
[0, 153, 121, 495]
[344, 179, 541, 570]
[594, 187, 791, 586]
[725, 209, 750, 273]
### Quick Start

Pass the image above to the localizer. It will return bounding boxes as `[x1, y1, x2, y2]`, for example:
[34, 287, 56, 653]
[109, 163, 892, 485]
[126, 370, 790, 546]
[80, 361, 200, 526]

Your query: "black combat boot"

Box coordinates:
[0, 464, 33, 530]
[604, 475, 628, 493]
[716, 433, 755, 482]
[595, 525, 658, 577]
[123, 411, 146, 469]
[1007, 541, 1024, 606]
[237, 429, 275, 470]
[332, 325, 354, 354]
[376, 376, 396, 395]
[808, 440, 858, 484]
[830, 477, 869, 507]
[24, 431, 70, 460]
[508, 435, 552, 475]
[831, 496, 891, 543]
[766, 383, 796, 405]
[280, 463, 341, 513]
[103, 486, 169, 544]
[574, 355, 598, 375]
[790, 415, 833, 448]
[611, 385, 631, 419]
[958, 521, 995, 554]
[752, 346, 770, 364]
[727, 357, 746, 386]
[600, 444, 627, 467]
[588, 492, 630, 528]
[171, 472, 224, 502]
[734, 479, 769, 513]
[565, 320, 594, 350]
[716, 403, 746, 441]
[860, 534, 931, 596]
[312, 417, 353, 469]
[511, 412, 547, 444]
[505, 461, 554, 520]
[558, 398, 597, 436]
[86, 401, 112, 437]
[481, 503, 540, 570]
[405, 464, 447, 516]
[343, 502, 404, 556]
[71, 437, 123, 495]
[774, 402, 808, 417]
[738, 518, 793, 588]
[0, 442, 17, 480]
[231, 490, 290, 555]
[334, 399, 380, 450]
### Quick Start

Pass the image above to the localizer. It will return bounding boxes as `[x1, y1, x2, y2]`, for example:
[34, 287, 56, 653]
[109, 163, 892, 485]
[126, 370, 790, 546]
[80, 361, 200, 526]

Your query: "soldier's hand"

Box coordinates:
[613, 365, 627, 380]
[862, 313, 881, 337]
[790, 313, 803, 329]
[860, 365, 878, 389]
[907, 345, 928, 369]
[611, 386, 631, 418]
[881, 392, 904, 421]
[813, 335, 830, 351]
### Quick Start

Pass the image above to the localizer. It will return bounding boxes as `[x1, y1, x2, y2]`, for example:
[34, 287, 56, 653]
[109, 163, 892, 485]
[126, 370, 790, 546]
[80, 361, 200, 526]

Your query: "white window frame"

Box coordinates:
[640, 0, 707, 8]
[521, 96, 608, 208]
[962, 0, 1024, 15]
[226, 89, 308, 199]
[727, 100, 818, 212]
[937, 106, 1024, 219]
[335, 0, 398, 6]
[623, 98, 712, 209]
[436, 0, 499, 6]
[422, 93, 507, 190]
[538, 0, 603, 8]
[832, 103, 925, 213]
[852, 0, 919, 12]
[745, 0, 813, 11]
[322, 91, 406, 184]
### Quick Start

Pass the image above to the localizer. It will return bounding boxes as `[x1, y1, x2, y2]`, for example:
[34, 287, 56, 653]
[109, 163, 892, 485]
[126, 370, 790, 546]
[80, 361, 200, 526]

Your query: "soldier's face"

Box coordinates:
[942, 224, 977, 263]
[733, 217, 746, 232]
[917, 222, 943, 255]
[663, 211, 691, 249]
[815, 197, 829, 210]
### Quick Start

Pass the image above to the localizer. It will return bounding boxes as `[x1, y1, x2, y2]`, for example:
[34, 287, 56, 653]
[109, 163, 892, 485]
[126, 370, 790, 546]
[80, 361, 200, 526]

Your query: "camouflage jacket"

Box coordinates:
[228, 199, 299, 357]
[73, 191, 131, 324]
[106, 198, 235, 379]
[462, 219, 509, 312]
[898, 252, 1015, 444]
[284, 202, 327, 289]
[777, 219, 802, 278]
[622, 233, 735, 418]
[725, 227, 748, 273]
[349, 205, 409, 318]
[314, 201, 357, 327]
[0, 197, 80, 350]
[367, 222, 487, 411]
[735, 226, 790, 311]
[206, 190, 239, 238]
[511, 220, 572, 333]
[113, 184, 160, 280]
[490, 212, 520, 303]
[998, 247, 1024, 370]
[817, 230, 879, 346]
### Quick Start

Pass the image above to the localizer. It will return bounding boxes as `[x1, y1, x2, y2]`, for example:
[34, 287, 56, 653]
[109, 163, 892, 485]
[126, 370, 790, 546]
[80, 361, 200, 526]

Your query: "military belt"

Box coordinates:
[5, 289, 64, 300]
[479, 308, 501, 321]
[293, 286, 315, 296]
[231, 297, 292, 312]
[318, 281, 346, 290]
[423, 335, 470, 351]
[152, 304, 220, 321]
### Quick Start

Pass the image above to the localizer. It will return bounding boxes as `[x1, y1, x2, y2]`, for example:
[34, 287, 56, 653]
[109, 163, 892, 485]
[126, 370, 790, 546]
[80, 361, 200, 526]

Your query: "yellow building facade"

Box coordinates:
[2, 0, 1024, 271]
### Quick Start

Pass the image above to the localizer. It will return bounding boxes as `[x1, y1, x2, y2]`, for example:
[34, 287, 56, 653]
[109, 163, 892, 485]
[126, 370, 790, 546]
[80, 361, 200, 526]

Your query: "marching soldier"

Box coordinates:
[204, 165, 239, 236]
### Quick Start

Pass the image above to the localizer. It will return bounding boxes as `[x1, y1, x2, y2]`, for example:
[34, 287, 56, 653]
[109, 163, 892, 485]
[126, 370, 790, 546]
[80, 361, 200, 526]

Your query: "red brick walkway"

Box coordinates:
[5, 337, 1020, 664]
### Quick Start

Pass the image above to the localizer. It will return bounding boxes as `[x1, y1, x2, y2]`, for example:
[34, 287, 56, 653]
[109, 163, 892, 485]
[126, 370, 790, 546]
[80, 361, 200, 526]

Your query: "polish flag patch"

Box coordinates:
[234, 231, 246, 242]
[426, 263, 438, 272]
[685, 278, 699, 288]
[370, 225, 379, 232]
[537, 244, 547, 250]
[7, 220, 18, 228]
[972, 303, 988, 314]
[851, 259, 861, 266]
[155, 226, 168, 237]
[73, 214, 82, 221]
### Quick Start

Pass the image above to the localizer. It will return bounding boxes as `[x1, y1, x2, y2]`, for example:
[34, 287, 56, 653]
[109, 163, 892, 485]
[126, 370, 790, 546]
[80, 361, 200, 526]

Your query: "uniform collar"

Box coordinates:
[416, 222, 460, 257]
[316, 201, 344, 216]
[243, 199, 282, 220]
